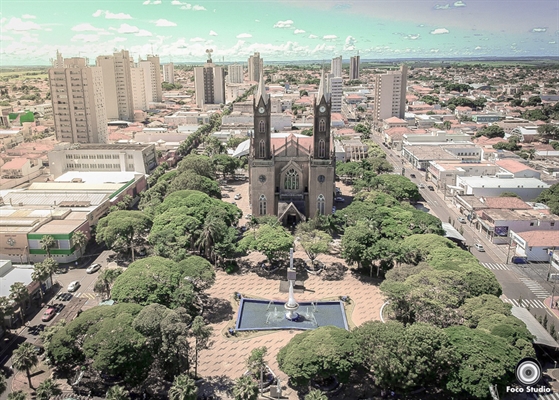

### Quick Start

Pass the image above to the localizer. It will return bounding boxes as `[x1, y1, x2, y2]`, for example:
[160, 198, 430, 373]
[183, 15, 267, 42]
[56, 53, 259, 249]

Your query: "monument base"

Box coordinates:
[279, 280, 305, 293]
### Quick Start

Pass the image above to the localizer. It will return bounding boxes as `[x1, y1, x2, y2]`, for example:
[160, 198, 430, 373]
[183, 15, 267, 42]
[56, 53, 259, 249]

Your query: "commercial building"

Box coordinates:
[48, 142, 157, 178]
[331, 56, 342, 78]
[403, 143, 482, 170]
[228, 64, 244, 84]
[163, 62, 174, 84]
[194, 55, 225, 109]
[48, 56, 108, 144]
[349, 55, 360, 80]
[329, 76, 343, 113]
[373, 64, 408, 123]
[428, 162, 499, 189]
[510, 230, 559, 262]
[139, 55, 163, 103]
[248, 52, 263, 82]
[455, 175, 550, 201]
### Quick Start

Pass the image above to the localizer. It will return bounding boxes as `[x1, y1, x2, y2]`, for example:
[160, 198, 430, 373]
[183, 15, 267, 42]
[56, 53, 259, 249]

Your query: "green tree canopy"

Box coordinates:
[167, 171, 221, 199]
[238, 223, 293, 264]
[177, 154, 216, 179]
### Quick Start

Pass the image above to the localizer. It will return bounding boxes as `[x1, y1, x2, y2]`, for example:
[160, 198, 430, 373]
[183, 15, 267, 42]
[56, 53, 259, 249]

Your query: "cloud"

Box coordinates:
[143, 0, 151, 4]
[403, 34, 420, 40]
[0, 35, 14, 41]
[93, 10, 133, 19]
[294, 29, 305, 34]
[454, 1, 466, 6]
[21, 14, 36, 19]
[71, 34, 101, 43]
[209, 30, 218, 36]
[344, 35, 356, 50]
[531, 28, 547, 33]
[111, 23, 140, 34]
[181, 5, 192, 9]
[237, 33, 252, 38]
[430, 28, 449, 35]
[172, 0, 190, 5]
[3, 17, 41, 32]
[153, 0, 162, 3]
[136, 29, 153, 37]
[190, 37, 205, 42]
[154, 19, 177, 27]
[0, 17, 7, 24]
[111, 37, 128, 43]
[434, 4, 450, 10]
[20, 34, 40, 43]
[323, 35, 337, 40]
[71, 23, 103, 32]
[193, 5, 206, 10]
[273, 20, 294, 29]
[309, 34, 318, 39]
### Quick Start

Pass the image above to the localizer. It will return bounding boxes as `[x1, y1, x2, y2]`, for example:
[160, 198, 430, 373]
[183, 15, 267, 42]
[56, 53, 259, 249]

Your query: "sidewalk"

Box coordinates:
[543, 296, 559, 321]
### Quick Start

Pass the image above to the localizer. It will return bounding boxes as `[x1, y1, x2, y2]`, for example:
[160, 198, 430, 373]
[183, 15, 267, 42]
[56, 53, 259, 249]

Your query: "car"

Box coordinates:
[418, 183, 425, 189]
[457, 217, 467, 224]
[410, 174, 416, 178]
[334, 197, 345, 203]
[67, 281, 81, 292]
[427, 185, 435, 191]
[41, 307, 56, 322]
[33, 346, 44, 355]
[234, 194, 241, 200]
[222, 193, 230, 198]
[474, 243, 485, 252]
[231, 201, 237, 206]
[335, 187, 342, 195]
[245, 214, 253, 219]
[86, 263, 101, 274]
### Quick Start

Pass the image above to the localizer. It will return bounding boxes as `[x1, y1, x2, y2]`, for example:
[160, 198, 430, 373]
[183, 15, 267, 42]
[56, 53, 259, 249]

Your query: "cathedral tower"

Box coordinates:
[252, 72, 271, 159]
[313, 70, 331, 159]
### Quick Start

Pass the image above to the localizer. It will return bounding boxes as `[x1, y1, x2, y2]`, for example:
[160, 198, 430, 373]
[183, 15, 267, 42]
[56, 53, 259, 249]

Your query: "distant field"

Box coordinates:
[0, 69, 48, 80]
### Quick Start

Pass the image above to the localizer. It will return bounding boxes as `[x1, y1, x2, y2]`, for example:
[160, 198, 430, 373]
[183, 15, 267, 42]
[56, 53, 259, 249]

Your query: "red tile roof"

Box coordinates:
[516, 230, 559, 247]
[482, 197, 531, 210]
[1, 157, 28, 169]
[496, 159, 537, 173]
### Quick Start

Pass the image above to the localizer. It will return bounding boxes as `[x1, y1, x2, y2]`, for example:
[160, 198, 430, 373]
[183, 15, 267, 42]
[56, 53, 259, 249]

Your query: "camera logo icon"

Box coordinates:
[515, 358, 542, 386]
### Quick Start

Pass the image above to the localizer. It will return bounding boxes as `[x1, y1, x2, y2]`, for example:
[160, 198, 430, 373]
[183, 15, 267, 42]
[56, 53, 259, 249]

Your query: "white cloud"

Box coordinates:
[430, 28, 449, 35]
[153, 0, 162, 4]
[255, 19, 260, 23]
[181, 5, 192, 9]
[71, 23, 103, 32]
[209, 30, 217, 36]
[136, 29, 153, 37]
[344, 35, 356, 50]
[0, 17, 7, 24]
[237, 33, 252, 38]
[404, 34, 420, 40]
[113, 23, 140, 34]
[143, 0, 151, 4]
[453, 1, 466, 6]
[0, 35, 14, 41]
[20, 34, 40, 43]
[111, 37, 128, 43]
[3, 17, 41, 32]
[92, 10, 104, 17]
[532, 27, 547, 33]
[309, 34, 318, 39]
[322, 35, 337, 40]
[190, 37, 205, 42]
[154, 19, 177, 27]
[434, 4, 450, 10]
[273, 19, 293, 29]
[21, 14, 36, 19]
[474, 46, 482, 50]
[172, 0, 190, 5]
[93, 10, 133, 19]
[71, 34, 101, 43]
[294, 29, 305, 34]
[193, 5, 206, 10]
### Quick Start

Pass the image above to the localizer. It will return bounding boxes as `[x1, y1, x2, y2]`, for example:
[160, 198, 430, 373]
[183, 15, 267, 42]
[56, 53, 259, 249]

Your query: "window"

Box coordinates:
[259, 120, 266, 133]
[284, 169, 299, 190]
[259, 195, 267, 215]
[551, 222, 555, 227]
[317, 194, 325, 215]
[318, 140, 326, 158]
[319, 119, 326, 132]
[530, 222, 534, 226]
[259, 140, 266, 158]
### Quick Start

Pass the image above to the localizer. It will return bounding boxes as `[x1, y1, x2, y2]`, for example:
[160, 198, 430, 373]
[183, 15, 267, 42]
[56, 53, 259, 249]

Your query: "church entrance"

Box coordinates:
[286, 214, 298, 227]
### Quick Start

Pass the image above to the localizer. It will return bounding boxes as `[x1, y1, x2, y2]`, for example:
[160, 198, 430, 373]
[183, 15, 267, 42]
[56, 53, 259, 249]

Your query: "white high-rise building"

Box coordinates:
[373, 64, 408, 123]
[248, 52, 263, 82]
[329, 75, 343, 113]
[349, 55, 360, 80]
[48, 56, 108, 143]
[96, 50, 135, 121]
[163, 62, 174, 84]
[194, 55, 225, 109]
[331, 56, 342, 78]
[228, 64, 244, 84]
[131, 67, 147, 111]
[50, 50, 64, 68]
[139, 55, 163, 103]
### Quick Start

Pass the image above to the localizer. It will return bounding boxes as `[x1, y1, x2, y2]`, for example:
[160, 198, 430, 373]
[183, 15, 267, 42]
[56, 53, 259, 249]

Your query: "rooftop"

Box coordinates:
[496, 159, 538, 174]
[1, 157, 28, 169]
[458, 176, 550, 189]
[515, 230, 559, 247]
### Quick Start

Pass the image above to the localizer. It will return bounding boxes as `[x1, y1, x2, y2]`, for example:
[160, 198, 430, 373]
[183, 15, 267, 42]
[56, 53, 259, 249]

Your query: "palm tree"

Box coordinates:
[10, 282, 29, 323]
[40, 257, 59, 287]
[195, 217, 221, 263]
[41, 234, 56, 257]
[7, 391, 26, 400]
[169, 374, 198, 400]
[246, 346, 267, 393]
[0, 372, 6, 395]
[233, 375, 259, 400]
[0, 297, 14, 332]
[36, 378, 62, 400]
[106, 385, 130, 400]
[72, 230, 89, 258]
[12, 342, 39, 389]
[31, 263, 49, 301]
[305, 389, 328, 400]
[93, 269, 122, 299]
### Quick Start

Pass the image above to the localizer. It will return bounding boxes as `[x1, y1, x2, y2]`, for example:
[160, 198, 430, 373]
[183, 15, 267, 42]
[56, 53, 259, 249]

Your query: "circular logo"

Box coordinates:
[515, 358, 542, 386]
[7, 238, 16, 247]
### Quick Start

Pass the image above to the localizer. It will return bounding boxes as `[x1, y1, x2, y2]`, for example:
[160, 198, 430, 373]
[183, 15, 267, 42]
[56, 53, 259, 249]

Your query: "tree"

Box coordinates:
[499, 191, 520, 198]
[295, 228, 331, 265]
[536, 183, 559, 216]
[96, 210, 152, 262]
[106, 385, 130, 400]
[177, 154, 216, 179]
[72, 230, 89, 258]
[305, 389, 328, 400]
[247, 346, 268, 392]
[39, 257, 58, 288]
[12, 342, 39, 388]
[0, 372, 6, 396]
[93, 268, 122, 299]
[537, 123, 559, 139]
[190, 316, 213, 379]
[7, 391, 26, 400]
[31, 263, 48, 300]
[36, 378, 62, 400]
[238, 224, 293, 264]
[10, 282, 29, 323]
[212, 154, 239, 179]
[41, 234, 56, 257]
[168, 171, 221, 198]
[277, 326, 356, 387]
[233, 375, 259, 400]
[475, 125, 505, 138]
[169, 374, 198, 400]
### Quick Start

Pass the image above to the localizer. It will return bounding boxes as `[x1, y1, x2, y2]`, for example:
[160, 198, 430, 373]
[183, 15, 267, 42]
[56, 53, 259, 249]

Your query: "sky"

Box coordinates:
[1, 0, 558, 66]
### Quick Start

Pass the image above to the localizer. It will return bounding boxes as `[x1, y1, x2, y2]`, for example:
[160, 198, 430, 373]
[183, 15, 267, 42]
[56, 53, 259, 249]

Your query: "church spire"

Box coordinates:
[256, 71, 268, 105]
[317, 69, 330, 103]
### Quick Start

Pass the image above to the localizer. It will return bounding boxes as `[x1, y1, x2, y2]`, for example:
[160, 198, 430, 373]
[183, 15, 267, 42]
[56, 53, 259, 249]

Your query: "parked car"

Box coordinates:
[67, 281, 81, 292]
[474, 243, 485, 252]
[334, 197, 345, 203]
[457, 217, 467, 224]
[41, 307, 56, 322]
[234, 194, 242, 200]
[410, 174, 416, 178]
[418, 183, 425, 189]
[86, 263, 101, 274]
[245, 214, 253, 219]
[222, 193, 230, 198]
[335, 187, 342, 195]
[427, 185, 435, 191]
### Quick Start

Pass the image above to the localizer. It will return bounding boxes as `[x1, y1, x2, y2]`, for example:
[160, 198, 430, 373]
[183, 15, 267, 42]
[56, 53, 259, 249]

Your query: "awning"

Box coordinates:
[511, 306, 559, 349]
[441, 222, 466, 242]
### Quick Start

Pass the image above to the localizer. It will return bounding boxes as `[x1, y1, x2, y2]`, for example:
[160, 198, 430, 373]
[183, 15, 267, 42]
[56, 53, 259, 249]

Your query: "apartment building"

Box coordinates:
[194, 57, 225, 109]
[329, 76, 343, 113]
[139, 55, 163, 103]
[349, 55, 360, 80]
[48, 56, 108, 144]
[228, 64, 244, 84]
[248, 52, 263, 82]
[373, 64, 408, 123]
[130, 67, 147, 111]
[331, 56, 342, 78]
[96, 50, 135, 121]
[163, 62, 174, 84]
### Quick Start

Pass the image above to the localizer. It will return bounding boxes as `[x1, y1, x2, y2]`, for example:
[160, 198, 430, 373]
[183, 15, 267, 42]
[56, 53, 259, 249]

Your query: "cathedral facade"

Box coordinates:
[248, 72, 336, 225]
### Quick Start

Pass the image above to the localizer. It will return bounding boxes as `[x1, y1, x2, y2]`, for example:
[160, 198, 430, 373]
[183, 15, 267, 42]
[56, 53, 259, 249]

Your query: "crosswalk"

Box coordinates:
[502, 297, 547, 309]
[518, 277, 550, 299]
[538, 392, 559, 400]
[481, 262, 510, 271]
[75, 292, 96, 299]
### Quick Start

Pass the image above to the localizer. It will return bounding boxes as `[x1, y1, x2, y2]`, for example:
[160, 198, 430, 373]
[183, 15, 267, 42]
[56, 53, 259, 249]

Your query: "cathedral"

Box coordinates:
[248, 71, 336, 225]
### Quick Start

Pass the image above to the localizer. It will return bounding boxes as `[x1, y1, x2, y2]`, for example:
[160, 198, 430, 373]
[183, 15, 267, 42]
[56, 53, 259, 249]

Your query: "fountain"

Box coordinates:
[284, 280, 300, 321]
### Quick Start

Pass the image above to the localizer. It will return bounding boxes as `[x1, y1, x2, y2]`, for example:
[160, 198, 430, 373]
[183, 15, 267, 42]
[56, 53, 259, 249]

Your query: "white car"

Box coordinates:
[86, 263, 101, 274]
[474, 243, 485, 252]
[457, 217, 467, 224]
[67, 281, 81, 292]
[234, 194, 241, 200]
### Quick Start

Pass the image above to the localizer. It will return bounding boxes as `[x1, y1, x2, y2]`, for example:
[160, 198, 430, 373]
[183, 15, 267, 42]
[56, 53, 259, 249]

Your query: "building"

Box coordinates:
[139, 55, 163, 103]
[48, 56, 108, 144]
[403, 143, 482, 170]
[228, 64, 244, 84]
[194, 55, 225, 109]
[455, 175, 550, 201]
[329, 76, 343, 113]
[248, 52, 263, 82]
[428, 162, 499, 189]
[96, 50, 136, 121]
[349, 55, 360, 80]
[373, 64, 408, 123]
[48, 142, 157, 178]
[510, 230, 559, 262]
[331, 56, 342, 78]
[248, 71, 335, 224]
[163, 62, 174, 84]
